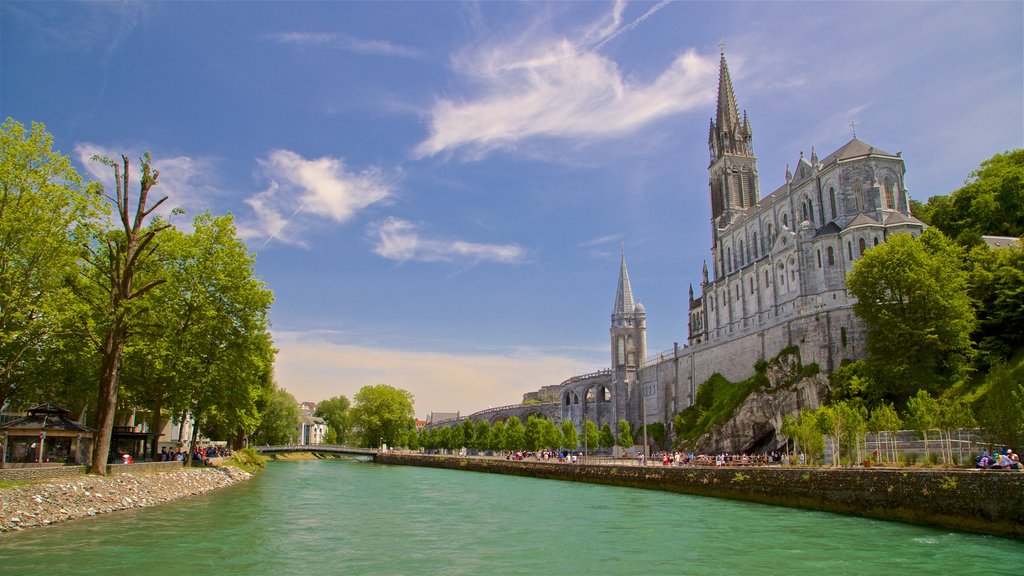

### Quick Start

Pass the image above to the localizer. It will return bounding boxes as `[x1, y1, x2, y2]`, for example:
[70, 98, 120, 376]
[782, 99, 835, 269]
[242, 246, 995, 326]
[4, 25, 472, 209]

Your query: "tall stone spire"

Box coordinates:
[709, 47, 753, 162]
[613, 249, 635, 316]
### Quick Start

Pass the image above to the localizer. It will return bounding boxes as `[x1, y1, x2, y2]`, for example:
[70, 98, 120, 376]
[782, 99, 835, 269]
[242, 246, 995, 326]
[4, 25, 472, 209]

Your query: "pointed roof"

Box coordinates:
[715, 48, 741, 131]
[613, 250, 635, 315]
[819, 138, 897, 168]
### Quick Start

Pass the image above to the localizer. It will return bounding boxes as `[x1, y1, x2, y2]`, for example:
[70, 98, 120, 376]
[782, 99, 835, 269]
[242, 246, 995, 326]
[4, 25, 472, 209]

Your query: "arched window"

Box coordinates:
[829, 187, 837, 219]
[859, 238, 867, 255]
[764, 269, 769, 284]
[726, 247, 732, 272]
[873, 236, 879, 246]
[617, 337, 625, 366]
[884, 176, 896, 209]
[739, 240, 745, 265]
[827, 246, 835, 265]
[854, 180, 864, 211]
[782, 213, 789, 227]
[848, 241, 853, 260]
[777, 262, 786, 286]
[817, 249, 822, 268]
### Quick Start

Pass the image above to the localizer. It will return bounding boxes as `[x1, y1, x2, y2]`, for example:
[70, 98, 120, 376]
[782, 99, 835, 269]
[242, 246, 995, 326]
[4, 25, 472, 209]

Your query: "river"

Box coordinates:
[1, 459, 1020, 574]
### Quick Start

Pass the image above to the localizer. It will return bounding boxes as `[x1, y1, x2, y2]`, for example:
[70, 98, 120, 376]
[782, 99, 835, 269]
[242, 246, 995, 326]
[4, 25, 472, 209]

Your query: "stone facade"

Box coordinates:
[555, 49, 924, 444]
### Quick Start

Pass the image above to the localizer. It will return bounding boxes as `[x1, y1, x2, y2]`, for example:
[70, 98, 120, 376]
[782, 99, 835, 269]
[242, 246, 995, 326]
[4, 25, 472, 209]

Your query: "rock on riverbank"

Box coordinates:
[0, 466, 252, 533]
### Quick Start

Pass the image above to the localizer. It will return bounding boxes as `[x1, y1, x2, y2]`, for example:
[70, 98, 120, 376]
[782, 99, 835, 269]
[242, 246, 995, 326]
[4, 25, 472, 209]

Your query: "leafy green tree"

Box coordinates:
[349, 384, 415, 448]
[524, 415, 544, 451]
[540, 418, 561, 450]
[460, 419, 476, 451]
[793, 410, 825, 465]
[561, 420, 578, 450]
[967, 242, 1024, 367]
[599, 423, 614, 450]
[937, 399, 974, 465]
[615, 419, 634, 449]
[253, 387, 299, 445]
[504, 416, 525, 451]
[916, 149, 1023, 245]
[315, 396, 351, 444]
[867, 403, 902, 464]
[643, 422, 666, 449]
[904, 390, 940, 464]
[0, 119, 105, 411]
[583, 419, 599, 455]
[474, 420, 491, 452]
[815, 405, 843, 466]
[489, 420, 507, 453]
[449, 422, 465, 450]
[847, 230, 976, 405]
[978, 362, 1024, 448]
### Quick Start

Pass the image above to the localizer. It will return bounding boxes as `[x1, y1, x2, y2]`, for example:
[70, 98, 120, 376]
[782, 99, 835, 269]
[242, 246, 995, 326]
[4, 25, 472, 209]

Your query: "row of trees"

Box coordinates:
[1, 119, 276, 472]
[782, 390, 976, 466]
[418, 416, 640, 455]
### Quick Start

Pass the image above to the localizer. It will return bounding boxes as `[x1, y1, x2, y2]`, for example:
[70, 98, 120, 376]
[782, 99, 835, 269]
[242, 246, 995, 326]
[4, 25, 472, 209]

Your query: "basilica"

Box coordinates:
[556, 49, 925, 443]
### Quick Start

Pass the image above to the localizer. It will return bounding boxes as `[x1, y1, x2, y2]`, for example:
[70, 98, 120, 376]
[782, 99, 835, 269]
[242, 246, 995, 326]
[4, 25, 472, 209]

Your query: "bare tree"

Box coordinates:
[84, 153, 167, 474]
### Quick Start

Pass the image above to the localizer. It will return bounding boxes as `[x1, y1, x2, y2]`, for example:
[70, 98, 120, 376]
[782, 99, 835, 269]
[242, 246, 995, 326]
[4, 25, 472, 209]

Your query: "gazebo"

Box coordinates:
[0, 404, 94, 467]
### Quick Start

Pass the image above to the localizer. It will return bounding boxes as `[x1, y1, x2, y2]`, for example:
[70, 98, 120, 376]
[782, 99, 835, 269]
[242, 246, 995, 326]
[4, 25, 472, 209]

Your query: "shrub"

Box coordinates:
[226, 447, 268, 473]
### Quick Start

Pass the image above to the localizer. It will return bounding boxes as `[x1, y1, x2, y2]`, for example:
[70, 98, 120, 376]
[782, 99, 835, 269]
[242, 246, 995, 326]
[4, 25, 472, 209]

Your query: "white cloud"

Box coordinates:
[245, 149, 394, 247]
[369, 217, 526, 264]
[73, 143, 221, 227]
[272, 331, 591, 416]
[264, 31, 420, 58]
[414, 7, 716, 159]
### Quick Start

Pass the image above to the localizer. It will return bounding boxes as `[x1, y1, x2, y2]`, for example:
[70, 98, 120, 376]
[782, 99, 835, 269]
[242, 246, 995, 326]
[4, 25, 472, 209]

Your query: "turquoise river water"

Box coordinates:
[0, 459, 1021, 575]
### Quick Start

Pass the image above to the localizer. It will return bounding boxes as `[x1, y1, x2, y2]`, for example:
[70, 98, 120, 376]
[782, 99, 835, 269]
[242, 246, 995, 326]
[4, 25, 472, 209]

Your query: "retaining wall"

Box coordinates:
[0, 461, 185, 484]
[377, 453, 1023, 539]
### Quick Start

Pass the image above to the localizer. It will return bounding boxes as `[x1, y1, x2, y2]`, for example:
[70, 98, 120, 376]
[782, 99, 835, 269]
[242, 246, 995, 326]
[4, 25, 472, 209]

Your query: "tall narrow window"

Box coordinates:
[782, 213, 789, 227]
[829, 187, 837, 219]
[848, 241, 853, 259]
[854, 180, 863, 211]
[817, 249, 822, 268]
[859, 238, 866, 255]
[884, 177, 896, 209]
[827, 246, 835, 265]
[739, 240, 745, 265]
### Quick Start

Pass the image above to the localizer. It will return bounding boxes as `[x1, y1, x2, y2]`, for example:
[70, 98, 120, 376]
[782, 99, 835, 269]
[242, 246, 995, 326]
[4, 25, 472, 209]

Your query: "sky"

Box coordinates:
[2, 1, 1022, 418]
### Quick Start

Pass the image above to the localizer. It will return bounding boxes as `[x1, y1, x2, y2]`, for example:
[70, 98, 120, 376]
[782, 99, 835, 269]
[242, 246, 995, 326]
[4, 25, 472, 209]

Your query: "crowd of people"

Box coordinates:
[975, 449, 1020, 470]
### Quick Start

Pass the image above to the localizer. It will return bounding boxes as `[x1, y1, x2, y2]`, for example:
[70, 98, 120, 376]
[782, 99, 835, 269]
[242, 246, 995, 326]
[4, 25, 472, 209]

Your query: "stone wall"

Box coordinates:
[0, 461, 185, 484]
[377, 453, 1024, 539]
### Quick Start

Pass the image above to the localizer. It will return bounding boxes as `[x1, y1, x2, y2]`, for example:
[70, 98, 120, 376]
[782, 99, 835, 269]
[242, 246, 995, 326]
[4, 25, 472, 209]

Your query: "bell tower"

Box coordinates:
[708, 46, 759, 279]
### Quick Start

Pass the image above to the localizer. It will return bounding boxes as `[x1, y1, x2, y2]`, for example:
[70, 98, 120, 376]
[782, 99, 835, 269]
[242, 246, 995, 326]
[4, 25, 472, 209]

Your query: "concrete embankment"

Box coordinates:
[377, 453, 1024, 539]
[0, 464, 252, 533]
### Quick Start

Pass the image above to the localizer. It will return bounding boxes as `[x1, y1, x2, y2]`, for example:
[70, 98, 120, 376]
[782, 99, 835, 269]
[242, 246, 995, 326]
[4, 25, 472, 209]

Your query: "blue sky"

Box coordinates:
[3, 1, 1022, 417]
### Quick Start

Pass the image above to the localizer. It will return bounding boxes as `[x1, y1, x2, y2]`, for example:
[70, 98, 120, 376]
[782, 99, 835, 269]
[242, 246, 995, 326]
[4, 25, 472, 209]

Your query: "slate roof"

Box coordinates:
[0, 404, 93, 433]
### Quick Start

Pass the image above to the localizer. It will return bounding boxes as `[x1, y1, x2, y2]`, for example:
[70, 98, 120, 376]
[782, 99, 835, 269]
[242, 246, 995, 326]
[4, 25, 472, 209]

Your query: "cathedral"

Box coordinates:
[558, 48, 925, 446]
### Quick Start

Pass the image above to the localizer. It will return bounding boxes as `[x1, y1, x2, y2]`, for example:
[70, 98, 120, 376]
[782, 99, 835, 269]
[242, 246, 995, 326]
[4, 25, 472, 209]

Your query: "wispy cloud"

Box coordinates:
[244, 150, 395, 247]
[73, 143, 221, 227]
[415, 4, 715, 159]
[369, 217, 526, 264]
[264, 31, 420, 58]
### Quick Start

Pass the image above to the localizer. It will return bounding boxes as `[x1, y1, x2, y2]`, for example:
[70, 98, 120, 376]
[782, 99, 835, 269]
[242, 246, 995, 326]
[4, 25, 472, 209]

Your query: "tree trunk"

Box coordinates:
[149, 396, 164, 461]
[90, 330, 124, 475]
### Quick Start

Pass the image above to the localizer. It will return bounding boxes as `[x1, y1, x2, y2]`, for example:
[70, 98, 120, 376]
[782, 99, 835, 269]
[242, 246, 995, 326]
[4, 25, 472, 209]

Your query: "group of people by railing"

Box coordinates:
[975, 449, 1020, 470]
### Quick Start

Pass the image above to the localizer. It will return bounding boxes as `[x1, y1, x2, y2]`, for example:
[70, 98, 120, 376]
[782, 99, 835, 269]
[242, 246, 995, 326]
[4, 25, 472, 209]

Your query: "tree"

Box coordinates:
[937, 399, 974, 465]
[561, 420, 578, 450]
[967, 242, 1024, 367]
[599, 423, 614, 450]
[524, 415, 544, 452]
[0, 119, 105, 411]
[815, 405, 843, 466]
[904, 390, 940, 464]
[82, 153, 168, 474]
[978, 363, 1024, 449]
[917, 149, 1024, 245]
[504, 416, 525, 451]
[489, 420, 507, 453]
[349, 384, 415, 448]
[540, 418, 561, 450]
[615, 419, 634, 449]
[120, 213, 275, 457]
[315, 396, 351, 444]
[253, 387, 299, 445]
[846, 230, 976, 405]
[474, 420, 491, 452]
[583, 419, 599, 455]
[867, 403, 902, 464]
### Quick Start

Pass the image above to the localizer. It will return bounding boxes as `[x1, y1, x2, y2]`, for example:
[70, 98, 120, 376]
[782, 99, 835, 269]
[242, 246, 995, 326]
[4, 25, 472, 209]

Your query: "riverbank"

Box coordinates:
[0, 466, 252, 533]
[377, 453, 1024, 539]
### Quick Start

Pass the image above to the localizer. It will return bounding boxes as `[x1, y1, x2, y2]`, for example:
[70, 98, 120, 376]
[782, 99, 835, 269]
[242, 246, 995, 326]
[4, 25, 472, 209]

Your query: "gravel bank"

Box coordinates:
[0, 466, 252, 533]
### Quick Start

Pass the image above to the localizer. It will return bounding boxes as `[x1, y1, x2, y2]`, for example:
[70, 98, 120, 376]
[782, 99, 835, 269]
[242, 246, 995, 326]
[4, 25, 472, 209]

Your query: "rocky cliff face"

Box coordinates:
[696, 353, 829, 454]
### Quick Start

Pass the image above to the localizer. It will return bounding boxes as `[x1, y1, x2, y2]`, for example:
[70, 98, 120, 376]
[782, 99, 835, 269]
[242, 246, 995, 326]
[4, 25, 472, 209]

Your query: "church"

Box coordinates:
[557, 49, 925, 447]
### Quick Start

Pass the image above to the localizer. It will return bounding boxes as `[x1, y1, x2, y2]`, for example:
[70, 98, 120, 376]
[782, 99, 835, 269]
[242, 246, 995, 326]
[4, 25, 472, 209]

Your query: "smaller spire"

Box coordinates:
[785, 164, 792, 182]
[811, 146, 818, 164]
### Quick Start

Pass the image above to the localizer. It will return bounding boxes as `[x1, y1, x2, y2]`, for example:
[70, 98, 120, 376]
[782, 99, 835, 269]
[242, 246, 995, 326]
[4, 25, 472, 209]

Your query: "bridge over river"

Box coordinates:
[255, 444, 378, 460]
